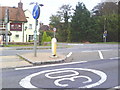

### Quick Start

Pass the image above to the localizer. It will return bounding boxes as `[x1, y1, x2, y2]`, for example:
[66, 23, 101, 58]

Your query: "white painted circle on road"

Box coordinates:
[19, 68, 107, 88]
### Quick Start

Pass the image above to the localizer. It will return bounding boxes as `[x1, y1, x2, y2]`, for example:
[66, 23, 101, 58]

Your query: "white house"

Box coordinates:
[24, 9, 39, 42]
[0, 1, 27, 43]
[0, 1, 39, 43]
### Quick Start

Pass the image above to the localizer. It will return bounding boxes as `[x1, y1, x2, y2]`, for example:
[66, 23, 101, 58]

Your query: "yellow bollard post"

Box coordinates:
[51, 38, 57, 57]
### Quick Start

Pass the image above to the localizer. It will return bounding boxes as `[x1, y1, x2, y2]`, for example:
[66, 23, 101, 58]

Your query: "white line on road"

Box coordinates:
[67, 44, 84, 46]
[110, 57, 120, 59]
[114, 85, 120, 89]
[66, 52, 72, 58]
[15, 61, 87, 70]
[98, 50, 104, 59]
[107, 86, 120, 90]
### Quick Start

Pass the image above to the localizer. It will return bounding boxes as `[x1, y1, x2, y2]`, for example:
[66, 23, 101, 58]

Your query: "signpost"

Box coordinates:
[53, 28, 56, 38]
[4, 8, 9, 45]
[103, 31, 107, 42]
[32, 5, 40, 19]
[31, 3, 43, 57]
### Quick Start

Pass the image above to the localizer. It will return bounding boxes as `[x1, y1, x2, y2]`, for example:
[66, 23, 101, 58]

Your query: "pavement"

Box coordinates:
[0, 46, 67, 69]
[17, 53, 66, 65]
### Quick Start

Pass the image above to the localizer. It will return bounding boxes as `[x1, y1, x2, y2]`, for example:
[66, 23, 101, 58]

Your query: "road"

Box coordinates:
[1, 43, 120, 89]
[2, 58, 119, 89]
[1, 43, 118, 56]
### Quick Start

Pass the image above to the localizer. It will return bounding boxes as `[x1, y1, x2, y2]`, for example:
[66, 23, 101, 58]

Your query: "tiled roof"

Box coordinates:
[39, 25, 50, 31]
[0, 6, 27, 22]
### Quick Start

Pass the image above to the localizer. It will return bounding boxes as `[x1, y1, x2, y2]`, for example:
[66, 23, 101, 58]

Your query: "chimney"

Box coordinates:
[18, 0, 23, 9]
[40, 23, 43, 26]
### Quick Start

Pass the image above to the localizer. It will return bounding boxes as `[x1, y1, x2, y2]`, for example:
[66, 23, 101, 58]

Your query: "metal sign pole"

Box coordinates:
[31, 2, 43, 57]
[53, 28, 56, 38]
[5, 23, 8, 45]
[5, 8, 9, 45]
[34, 19, 37, 57]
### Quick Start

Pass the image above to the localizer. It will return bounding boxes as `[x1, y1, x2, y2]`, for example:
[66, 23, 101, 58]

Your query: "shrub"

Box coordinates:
[41, 32, 52, 45]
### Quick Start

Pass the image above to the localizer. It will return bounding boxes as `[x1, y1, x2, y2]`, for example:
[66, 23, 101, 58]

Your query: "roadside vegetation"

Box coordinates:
[47, 1, 119, 43]
[3, 1, 119, 47]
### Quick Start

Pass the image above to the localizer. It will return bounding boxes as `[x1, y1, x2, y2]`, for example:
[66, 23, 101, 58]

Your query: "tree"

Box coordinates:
[57, 4, 72, 23]
[92, 2, 118, 16]
[70, 2, 90, 42]
[57, 4, 72, 42]
[91, 2, 119, 42]
[49, 15, 61, 26]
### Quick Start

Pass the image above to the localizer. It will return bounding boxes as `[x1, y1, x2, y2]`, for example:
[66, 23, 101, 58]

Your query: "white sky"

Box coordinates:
[0, 0, 101, 25]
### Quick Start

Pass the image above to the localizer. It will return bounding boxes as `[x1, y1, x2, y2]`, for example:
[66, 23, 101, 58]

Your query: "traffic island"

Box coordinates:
[17, 53, 66, 65]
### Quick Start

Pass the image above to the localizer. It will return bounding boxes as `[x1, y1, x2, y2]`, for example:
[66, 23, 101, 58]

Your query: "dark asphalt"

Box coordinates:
[2, 58, 119, 89]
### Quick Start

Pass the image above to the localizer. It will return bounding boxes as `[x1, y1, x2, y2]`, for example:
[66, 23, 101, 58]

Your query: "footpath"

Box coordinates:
[0, 46, 67, 69]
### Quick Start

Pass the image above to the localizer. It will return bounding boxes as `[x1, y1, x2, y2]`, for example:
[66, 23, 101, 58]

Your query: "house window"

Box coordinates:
[29, 24, 32, 29]
[15, 34, 19, 38]
[28, 35, 33, 42]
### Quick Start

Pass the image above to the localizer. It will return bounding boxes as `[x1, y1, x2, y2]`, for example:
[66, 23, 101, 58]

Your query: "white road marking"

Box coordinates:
[82, 50, 97, 52]
[45, 70, 79, 79]
[54, 75, 92, 87]
[113, 85, 120, 89]
[98, 50, 104, 59]
[15, 61, 87, 70]
[82, 49, 115, 53]
[19, 68, 107, 88]
[67, 44, 84, 46]
[110, 57, 120, 59]
[107, 86, 120, 90]
[16, 49, 117, 70]
[66, 52, 72, 58]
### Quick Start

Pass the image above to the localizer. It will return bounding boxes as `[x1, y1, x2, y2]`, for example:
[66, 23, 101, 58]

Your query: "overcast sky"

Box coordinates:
[0, 0, 101, 25]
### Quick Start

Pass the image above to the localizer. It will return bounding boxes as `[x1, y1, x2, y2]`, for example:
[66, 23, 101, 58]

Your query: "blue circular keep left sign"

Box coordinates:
[32, 5, 40, 19]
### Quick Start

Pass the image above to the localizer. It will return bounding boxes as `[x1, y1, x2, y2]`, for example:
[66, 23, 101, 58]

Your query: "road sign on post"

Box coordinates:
[103, 31, 107, 42]
[32, 5, 40, 19]
[31, 2, 43, 57]
[32, 4, 40, 57]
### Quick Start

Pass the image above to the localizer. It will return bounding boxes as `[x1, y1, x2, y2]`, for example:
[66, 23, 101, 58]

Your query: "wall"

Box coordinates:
[24, 10, 39, 42]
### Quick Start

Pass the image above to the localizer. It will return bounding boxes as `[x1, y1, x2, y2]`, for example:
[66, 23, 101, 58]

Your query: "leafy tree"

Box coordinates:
[70, 2, 90, 42]
[91, 2, 119, 42]
[92, 2, 118, 16]
[49, 15, 61, 26]
[57, 4, 72, 23]
[49, 1, 119, 42]
[57, 4, 72, 42]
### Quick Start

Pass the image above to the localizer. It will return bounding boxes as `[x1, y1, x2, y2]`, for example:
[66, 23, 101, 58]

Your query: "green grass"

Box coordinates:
[3, 44, 52, 47]
[3, 44, 33, 47]
[3, 42, 119, 47]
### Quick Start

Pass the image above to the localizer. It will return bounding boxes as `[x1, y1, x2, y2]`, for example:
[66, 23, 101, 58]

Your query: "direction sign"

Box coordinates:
[32, 5, 40, 19]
